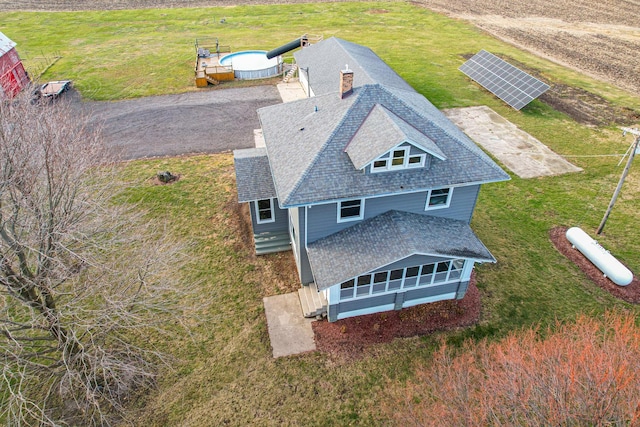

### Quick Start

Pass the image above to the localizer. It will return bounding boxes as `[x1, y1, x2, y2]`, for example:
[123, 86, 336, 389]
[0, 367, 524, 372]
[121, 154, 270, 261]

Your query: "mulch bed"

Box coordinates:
[312, 273, 481, 358]
[550, 226, 640, 304]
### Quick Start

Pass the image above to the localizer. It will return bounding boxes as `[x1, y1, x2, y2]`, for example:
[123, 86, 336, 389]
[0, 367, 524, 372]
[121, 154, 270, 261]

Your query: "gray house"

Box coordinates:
[234, 37, 510, 322]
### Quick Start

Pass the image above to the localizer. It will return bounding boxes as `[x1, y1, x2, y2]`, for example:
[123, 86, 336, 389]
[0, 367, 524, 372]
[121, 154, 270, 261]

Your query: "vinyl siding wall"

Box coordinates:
[289, 207, 315, 284]
[306, 184, 480, 243]
[249, 200, 289, 234]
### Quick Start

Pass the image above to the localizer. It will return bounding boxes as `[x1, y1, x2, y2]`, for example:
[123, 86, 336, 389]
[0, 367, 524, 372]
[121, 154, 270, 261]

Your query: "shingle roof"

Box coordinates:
[259, 83, 510, 206]
[0, 32, 17, 56]
[345, 104, 446, 169]
[307, 210, 496, 290]
[233, 148, 277, 202]
[294, 37, 414, 96]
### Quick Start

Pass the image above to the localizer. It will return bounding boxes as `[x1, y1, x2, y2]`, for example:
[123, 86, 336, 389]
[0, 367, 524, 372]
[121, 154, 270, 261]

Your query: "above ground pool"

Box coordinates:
[218, 50, 282, 80]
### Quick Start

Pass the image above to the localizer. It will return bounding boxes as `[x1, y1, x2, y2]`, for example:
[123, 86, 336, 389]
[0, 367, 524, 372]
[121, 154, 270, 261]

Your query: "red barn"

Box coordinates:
[0, 32, 30, 98]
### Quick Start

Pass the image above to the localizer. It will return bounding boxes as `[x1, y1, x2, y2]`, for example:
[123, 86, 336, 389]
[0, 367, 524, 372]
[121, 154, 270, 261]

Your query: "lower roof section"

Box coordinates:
[233, 148, 277, 203]
[306, 210, 496, 291]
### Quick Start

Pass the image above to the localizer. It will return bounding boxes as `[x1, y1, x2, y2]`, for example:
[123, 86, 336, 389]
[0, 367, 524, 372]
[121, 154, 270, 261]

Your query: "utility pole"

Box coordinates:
[596, 127, 640, 235]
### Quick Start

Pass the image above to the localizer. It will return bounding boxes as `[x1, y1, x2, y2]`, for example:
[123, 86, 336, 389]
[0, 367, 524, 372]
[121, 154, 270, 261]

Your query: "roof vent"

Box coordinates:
[339, 64, 354, 99]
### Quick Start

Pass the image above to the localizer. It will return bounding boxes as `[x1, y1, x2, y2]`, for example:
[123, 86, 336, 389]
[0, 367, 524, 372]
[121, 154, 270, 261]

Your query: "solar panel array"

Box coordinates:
[459, 50, 550, 110]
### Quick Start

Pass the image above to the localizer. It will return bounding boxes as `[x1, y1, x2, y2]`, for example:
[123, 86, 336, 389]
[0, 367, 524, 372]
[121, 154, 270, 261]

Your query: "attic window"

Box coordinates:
[371, 146, 426, 173]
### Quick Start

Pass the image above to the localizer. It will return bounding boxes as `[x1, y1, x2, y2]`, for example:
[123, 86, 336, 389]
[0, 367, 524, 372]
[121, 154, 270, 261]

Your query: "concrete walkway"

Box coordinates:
[444, 106, 582, 178]
[263, 293, 316, 358]
[277, 81, 307, 103]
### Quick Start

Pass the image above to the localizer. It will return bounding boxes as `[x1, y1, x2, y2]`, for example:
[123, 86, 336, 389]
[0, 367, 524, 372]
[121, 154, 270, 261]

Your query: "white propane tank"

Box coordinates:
[565, 227, 633, 286]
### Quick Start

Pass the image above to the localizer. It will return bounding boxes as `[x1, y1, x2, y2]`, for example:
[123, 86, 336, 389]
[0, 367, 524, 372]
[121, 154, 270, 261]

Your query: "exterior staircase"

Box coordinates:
[298, 282, 327, 318]
[283, 64, 298, 83]
[254, 231, 291, 255]
[205, 75, 219, 85]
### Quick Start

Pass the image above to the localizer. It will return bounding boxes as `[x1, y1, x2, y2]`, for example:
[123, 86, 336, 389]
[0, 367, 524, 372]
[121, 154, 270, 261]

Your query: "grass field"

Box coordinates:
[2, 2, 640, 425]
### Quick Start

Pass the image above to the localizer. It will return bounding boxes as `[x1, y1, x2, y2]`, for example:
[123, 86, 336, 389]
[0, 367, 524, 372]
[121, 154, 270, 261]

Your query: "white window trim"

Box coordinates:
[407, 152, 426, 168]
[425, 187, 453, 211]
[255, 198, 275, 224]
[370, 144, 427, 173]
[338, 259, 467, 301]
[337, 198, 365, 223]
[388, 146, 409, 170]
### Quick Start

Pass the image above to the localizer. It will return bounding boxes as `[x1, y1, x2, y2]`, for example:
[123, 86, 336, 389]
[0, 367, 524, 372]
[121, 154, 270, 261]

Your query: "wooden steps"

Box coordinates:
[254, 231, 291, 255]
[298, 282, 327, 318]
[283, 64, 298, 83]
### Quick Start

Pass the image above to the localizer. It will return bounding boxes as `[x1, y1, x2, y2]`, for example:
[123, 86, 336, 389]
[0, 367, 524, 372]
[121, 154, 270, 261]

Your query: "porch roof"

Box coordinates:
[233, 148, 277, 203]
[306, 210, 495, 291]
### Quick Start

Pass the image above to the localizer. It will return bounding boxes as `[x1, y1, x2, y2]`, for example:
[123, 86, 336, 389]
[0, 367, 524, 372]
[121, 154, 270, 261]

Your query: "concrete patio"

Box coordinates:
[263, 293, 316, 358]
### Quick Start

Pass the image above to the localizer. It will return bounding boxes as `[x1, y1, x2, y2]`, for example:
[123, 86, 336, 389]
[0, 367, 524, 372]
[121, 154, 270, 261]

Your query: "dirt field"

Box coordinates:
[414, 0, 640, 97]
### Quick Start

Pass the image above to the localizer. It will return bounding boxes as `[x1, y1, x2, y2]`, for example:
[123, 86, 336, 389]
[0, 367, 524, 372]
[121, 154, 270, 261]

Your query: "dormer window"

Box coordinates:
[371, 146, 426, 173]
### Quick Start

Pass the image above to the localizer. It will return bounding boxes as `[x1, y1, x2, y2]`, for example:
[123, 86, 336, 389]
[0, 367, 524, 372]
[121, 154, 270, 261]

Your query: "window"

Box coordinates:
[372, 272, 388, 294]
[449, 259, 464, 280]
[340, 279, 355, 299]
[372, 159, 388, 170]
[408, 154, 425, 167]
[338, 199, 364, 222]
[338, 259, 466, 301]
[404, 266, 420, 288]
[371, 145, 426, 172]
[356, 275, 372, 296]
[255, 198, 275, 224]
[425, 188, 453, 210]
[390, 148, 407, 168]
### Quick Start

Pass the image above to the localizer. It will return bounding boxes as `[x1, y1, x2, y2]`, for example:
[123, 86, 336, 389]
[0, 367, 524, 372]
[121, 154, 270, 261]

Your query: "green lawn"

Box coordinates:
[3, 2, 640, 425]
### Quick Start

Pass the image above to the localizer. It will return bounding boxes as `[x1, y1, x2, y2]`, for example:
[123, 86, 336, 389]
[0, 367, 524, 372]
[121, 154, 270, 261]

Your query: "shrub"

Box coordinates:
[386, 312, 640, 426]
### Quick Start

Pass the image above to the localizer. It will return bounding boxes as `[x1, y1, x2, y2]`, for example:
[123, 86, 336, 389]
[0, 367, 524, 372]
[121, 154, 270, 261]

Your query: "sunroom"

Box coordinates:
[306, 210, 496, 321]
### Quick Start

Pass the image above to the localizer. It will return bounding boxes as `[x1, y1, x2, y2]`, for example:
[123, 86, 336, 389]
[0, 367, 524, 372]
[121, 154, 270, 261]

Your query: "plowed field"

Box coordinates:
[414, 0, 640, 96]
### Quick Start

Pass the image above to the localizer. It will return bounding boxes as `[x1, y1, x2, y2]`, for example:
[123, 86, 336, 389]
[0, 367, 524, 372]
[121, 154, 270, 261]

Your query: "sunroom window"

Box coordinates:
[338, 259, 467, 301]
[255, 198, 275, 224]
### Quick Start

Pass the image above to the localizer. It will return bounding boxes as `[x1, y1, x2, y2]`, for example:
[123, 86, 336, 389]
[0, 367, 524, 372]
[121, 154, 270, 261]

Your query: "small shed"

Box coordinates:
[0, 32, 30, 98]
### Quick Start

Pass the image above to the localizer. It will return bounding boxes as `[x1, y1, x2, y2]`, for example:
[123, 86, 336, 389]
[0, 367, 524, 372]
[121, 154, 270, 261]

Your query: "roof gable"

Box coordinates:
[345, 104, 446, 170]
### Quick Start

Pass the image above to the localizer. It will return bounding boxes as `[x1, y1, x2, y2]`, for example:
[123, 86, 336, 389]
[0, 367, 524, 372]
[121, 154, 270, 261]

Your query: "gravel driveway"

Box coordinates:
[78, 85, 281, 160]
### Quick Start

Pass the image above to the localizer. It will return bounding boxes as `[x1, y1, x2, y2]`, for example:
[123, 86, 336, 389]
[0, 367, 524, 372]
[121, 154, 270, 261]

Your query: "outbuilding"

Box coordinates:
[0, 32, 30, 98]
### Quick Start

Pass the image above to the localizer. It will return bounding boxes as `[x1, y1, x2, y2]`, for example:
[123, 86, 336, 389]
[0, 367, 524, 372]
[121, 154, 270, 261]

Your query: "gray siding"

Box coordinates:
[337, 293, 396, 314]
[290, 207, 314, 284]
[306, 185, 480, 243]
[404, 282, 458, 302]
[250, 200, 289, 234]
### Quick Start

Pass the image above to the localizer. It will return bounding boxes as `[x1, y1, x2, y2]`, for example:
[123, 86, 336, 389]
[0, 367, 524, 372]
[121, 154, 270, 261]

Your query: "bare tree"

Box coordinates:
[0, 89, 188, 426]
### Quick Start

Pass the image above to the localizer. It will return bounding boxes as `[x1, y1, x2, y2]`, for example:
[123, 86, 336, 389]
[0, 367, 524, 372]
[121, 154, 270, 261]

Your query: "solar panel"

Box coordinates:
[459, 50, 550, 110]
